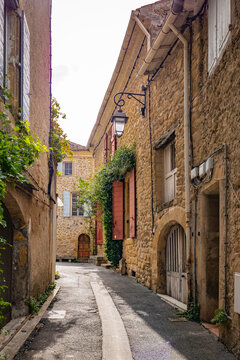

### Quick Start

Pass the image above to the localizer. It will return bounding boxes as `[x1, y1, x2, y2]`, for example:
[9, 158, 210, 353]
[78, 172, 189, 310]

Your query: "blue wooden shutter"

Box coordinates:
[63, 191, 70, 217]
[83, 203, 89, 217]
[20, 11, 30, 122]
[0, 0, 4, 87]
[57, 162, 63, 174]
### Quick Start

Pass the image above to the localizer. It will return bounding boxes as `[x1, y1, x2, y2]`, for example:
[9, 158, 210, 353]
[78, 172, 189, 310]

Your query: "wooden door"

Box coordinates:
[78, 234, 90, 260]
[166, 225, 187, 304]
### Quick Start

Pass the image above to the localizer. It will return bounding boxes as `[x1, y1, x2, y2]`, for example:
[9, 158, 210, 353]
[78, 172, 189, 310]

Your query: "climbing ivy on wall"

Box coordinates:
[0, 98, 47, 324]
[78, 146, 136, 267]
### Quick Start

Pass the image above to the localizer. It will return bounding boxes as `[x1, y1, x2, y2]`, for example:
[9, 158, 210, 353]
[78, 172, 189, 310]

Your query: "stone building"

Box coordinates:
[0, 0, 56, 325]
[87, 0, 240, 355]
[56, 141, 95, 261]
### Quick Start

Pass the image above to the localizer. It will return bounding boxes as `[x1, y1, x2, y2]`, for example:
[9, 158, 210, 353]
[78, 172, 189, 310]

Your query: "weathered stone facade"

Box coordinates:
[56, 143, 94, 260]
[0, 0, 56, 321]
[88, 0, 240, 355]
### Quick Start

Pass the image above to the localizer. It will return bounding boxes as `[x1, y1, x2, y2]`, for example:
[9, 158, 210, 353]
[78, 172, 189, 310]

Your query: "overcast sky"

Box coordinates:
[52, 0, 152, 146]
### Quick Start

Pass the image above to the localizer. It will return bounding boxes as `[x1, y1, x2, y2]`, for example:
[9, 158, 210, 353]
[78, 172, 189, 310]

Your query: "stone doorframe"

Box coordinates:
[3, 189, 30, 318]
[151, 206, 186, 293]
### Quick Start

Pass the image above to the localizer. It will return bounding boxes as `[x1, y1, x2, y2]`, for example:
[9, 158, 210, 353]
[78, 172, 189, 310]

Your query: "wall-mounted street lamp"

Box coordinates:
[111, 85, 147, 137]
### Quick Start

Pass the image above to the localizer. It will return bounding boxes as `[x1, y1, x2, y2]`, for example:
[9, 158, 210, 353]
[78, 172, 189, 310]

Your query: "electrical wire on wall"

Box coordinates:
[147, 76, 155, 234]
[93, 35, 146, 156]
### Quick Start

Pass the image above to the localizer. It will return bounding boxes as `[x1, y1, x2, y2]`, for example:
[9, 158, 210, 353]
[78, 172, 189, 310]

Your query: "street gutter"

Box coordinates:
[1, 285, 60, 360]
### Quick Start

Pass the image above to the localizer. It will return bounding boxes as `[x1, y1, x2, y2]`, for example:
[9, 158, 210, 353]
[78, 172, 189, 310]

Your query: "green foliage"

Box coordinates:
[0, 353, 7, 359]
[78, 146, 135, 267]
[177, 302, 200, 322]
[0, 236, 11, 325]
[51, 97, 72, 162]
[211, 308, 228, 326]
[26, 282, 56, 314]
[0, 113, 47, 225]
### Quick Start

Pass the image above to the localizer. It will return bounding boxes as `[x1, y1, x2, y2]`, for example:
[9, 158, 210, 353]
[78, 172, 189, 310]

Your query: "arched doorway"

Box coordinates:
[166, 224, 187, 304]
[78, 234, 90, 260]
[0, 205, 13, 325]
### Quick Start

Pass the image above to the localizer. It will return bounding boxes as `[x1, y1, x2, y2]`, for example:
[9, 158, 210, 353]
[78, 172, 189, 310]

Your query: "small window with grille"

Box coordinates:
[64, 162, 72, 176]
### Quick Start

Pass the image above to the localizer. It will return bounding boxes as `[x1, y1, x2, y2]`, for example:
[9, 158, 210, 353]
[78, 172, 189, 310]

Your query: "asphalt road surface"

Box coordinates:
[14, 263, 235, 360]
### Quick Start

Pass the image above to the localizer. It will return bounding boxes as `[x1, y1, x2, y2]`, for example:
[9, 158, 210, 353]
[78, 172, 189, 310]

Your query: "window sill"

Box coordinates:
[156, 200, 174, 213]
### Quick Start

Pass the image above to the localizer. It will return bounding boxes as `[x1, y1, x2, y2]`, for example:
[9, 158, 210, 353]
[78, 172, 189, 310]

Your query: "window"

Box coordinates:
[208, 0, 231, 73]
[0, 2, 29, 118]
[154, 124, 178, 206]
[164, 141, 177, 203]
[62, 191, 87, 217]
[64, 162, 72, 176]
[72, 193, 84, 217]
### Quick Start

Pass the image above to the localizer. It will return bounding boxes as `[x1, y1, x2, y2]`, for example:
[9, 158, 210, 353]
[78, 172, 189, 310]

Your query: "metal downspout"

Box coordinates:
[193, 191, 198, 304]
[168, 23, 191, 302]
[224, 143, 229, 315]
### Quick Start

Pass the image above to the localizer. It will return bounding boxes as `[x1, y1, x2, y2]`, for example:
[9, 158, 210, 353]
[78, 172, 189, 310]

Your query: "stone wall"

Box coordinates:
[56, 151, 94, 259]
[190, 2, 240, 354]
[1, 0, 55, 317]
[90, 0, 240, 355]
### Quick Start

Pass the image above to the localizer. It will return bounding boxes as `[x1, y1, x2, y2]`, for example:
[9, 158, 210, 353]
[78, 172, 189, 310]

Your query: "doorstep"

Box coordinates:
[0, 285, 60, 360]
[157, 294, 187, 312]
[202, 322, 219, 338]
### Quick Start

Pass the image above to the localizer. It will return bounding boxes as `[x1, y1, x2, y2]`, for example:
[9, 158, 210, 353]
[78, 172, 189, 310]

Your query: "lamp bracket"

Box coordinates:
[113, 85, 147, 116]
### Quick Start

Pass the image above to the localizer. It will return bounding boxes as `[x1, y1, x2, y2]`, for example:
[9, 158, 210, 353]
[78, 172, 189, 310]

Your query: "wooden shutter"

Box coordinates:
[57, 162, 63, 174]
[217, 0, 231, 53]
[112, 181, 123, 240]
[110, 124, 116, 159]
[0, 0, 4, 87]
[20, 11, 30, 122]
[129, 168, 136, 238]
[96, 203, 103, 245]
[63, 191, 70, 217]
[104, 133, 108, 163]
[164, 144, 176, 202]
[83, 203, 89, 217]
[208, 0, 217, 73]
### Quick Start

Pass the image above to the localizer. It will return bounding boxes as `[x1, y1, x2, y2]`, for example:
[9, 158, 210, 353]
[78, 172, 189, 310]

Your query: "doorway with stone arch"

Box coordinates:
[151, 207, 187, 303]
[78, 234, 90, 260]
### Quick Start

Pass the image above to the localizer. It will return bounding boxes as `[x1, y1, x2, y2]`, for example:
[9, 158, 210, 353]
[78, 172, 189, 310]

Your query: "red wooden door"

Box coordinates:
[78, 234, 90, 260]
[96, 203, 103, 245]
[112, 181, 123, 240]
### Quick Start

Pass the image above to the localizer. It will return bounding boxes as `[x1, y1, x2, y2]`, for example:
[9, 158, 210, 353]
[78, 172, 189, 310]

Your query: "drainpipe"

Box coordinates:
[168, 23, 191, 302]
[138, 0, 184, 76]
[224, 143, 229, 315]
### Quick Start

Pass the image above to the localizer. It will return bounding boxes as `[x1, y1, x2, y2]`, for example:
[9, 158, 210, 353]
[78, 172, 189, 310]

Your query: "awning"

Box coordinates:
[154, 121, 179, 150]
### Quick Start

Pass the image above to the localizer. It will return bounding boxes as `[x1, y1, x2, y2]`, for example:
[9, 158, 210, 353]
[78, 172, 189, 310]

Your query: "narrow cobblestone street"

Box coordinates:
[15, 263, 235, 360]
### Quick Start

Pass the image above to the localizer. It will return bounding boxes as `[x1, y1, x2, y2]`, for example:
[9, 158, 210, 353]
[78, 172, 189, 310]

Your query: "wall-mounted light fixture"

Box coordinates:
[111, 85, 147, 137]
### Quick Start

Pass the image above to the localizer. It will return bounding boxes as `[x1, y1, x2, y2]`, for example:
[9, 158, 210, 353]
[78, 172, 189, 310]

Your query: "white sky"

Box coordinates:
[52, 0, 152, 146]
